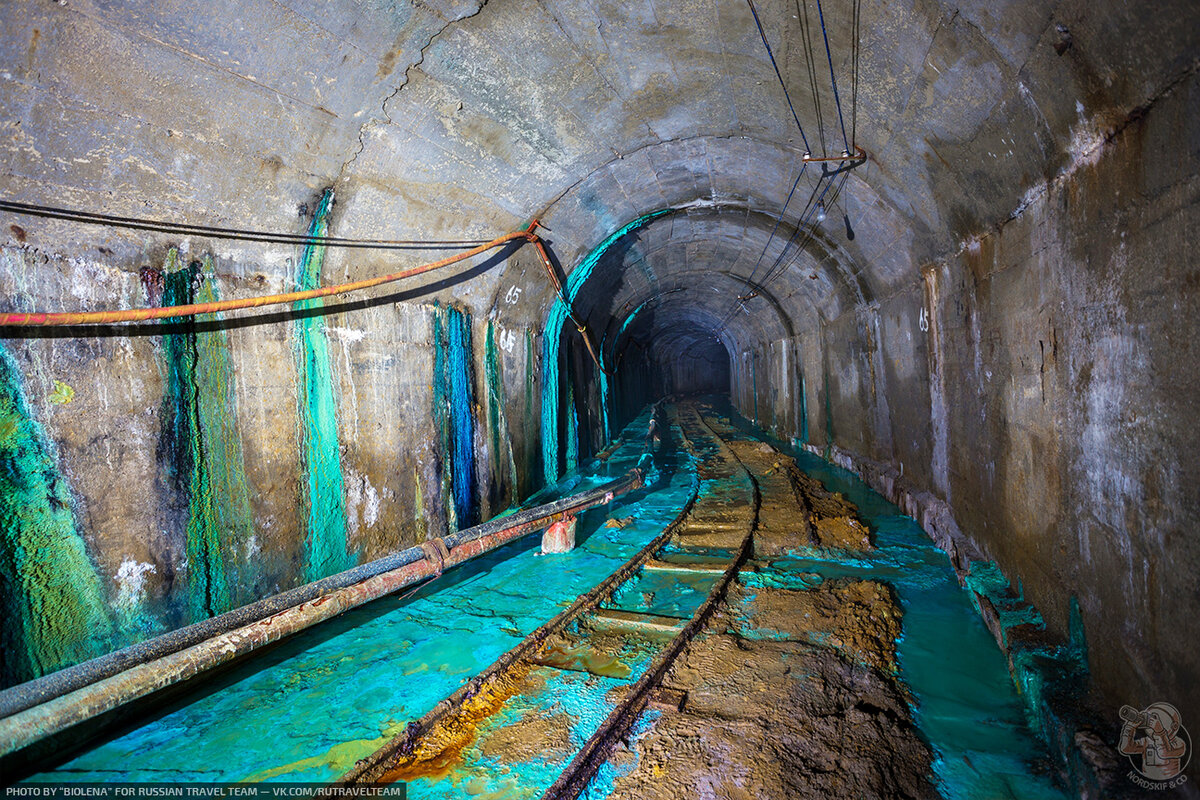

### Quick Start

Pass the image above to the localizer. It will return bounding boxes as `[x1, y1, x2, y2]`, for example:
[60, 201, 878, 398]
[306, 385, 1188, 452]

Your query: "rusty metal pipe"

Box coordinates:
[0, 468, 641, 721]
[340, 404, 674, 786]
[0, 469, 642, 757]
[527, 233, 608, 374]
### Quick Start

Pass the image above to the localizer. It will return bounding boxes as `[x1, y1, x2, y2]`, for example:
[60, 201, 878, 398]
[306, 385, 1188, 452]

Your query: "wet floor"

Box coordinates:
[22, 404, 1069, 799]
[724, 410, 1068, 800]
[23, 409, 695, 784]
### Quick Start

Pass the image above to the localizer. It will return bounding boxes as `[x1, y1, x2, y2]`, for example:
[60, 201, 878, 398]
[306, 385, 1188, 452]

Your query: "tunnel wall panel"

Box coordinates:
[743, 70, 1200, 730]
[0, 235, 532, 685]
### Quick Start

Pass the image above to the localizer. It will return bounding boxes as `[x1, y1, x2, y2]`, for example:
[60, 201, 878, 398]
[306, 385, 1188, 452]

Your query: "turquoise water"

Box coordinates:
[604, 569, 715, 619]
[727, 414, 1068, 800]
[23, 404, 1069, 799]
[404, 667, 633, 799]
[23, 411, 695, 784]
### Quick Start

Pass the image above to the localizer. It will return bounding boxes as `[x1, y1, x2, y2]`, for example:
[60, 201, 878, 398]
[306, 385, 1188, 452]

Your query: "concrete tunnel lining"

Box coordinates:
[0, 0, 1197, 792]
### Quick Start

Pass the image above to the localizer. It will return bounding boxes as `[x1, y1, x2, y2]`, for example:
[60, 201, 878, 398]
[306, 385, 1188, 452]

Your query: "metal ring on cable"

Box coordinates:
[419, 537, 452, 576]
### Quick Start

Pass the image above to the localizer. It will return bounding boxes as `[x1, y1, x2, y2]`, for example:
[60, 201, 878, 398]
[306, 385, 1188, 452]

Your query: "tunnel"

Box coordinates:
[0, 0, 1197, 796]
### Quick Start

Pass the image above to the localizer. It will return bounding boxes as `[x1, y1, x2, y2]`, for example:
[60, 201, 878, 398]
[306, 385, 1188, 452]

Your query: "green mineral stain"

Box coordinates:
[798, 361, 809, 443]
[431, 306, 455, 530]
[295, 190, 350, 582]
[0, 344, 112, 686]
[160, 252, 255, 619]
[541, 209, 671, 484]
[484, 321, 517, 507]
[751, 354, 758, 425]
[598, 362, 612, 443]
[24, 408, 688, 784]
[822, 363, 834, 455]
[47, 380, 75, 405]
[430, 304, 478, 530]
[524, 329, 536, 494]
[565, 380, 578, 473]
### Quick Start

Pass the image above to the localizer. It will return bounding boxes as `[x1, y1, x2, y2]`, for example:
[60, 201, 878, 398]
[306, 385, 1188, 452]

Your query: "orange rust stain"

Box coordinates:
[377, 661, 535, 785]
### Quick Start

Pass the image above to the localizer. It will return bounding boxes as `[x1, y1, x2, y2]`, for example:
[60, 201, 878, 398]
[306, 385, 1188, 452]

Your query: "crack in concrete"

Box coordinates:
[878, 10, 955, 160]
[998, 56, 1200, 230]
[534, 0, 662, 146]
[334, 0, 492, 186]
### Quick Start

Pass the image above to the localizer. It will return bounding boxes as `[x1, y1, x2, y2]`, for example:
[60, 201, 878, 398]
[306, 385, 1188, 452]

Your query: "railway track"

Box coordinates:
[339, 401, 770, 798]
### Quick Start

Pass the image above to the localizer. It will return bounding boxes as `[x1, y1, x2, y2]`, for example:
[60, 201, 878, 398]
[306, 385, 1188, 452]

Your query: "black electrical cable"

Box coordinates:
[851, 0, 861, 150]
[0, 199, 492, 250]
[751, 174, 826, 292]
[730, 161, 808, 305]
[816, 0, 850, 155]
[716, 172, 827, 332]
[758, 170, 848, 291]
[755, 174, 835, 291]
[797, 0, 827, 157]
[745, 0, 812, 153]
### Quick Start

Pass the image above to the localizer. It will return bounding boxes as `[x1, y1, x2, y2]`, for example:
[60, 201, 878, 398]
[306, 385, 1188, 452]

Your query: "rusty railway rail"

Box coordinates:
[338, 404, 694, 785]
[0, 408, 665, 759]
[340, 402, 762, 798]
[541, 406, 760, 800]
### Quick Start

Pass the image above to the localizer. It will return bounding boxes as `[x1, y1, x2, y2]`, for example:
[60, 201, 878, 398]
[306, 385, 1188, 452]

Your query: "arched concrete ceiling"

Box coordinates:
[1, 0, 1190, 348]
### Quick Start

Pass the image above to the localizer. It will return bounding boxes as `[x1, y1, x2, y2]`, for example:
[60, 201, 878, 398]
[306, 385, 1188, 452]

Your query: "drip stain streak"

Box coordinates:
[295, 190, 350, 581]
[432, 304, 478, 531]
[483, 321, 517, 511]
[0, 344, 111, 686]
[158, 251, 254, 620]
[541, 209, 670, 485]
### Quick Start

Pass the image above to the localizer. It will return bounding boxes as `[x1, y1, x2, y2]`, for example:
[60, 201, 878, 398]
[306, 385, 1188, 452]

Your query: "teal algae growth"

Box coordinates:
[431, 304, 478, 530]
[483, 321, 517, 509]
[598, 361, 612, 442]
[822, 364, 834, 454]
[159, 252, 256, 620]
[295, 191, 350, 581]
[798, 355, 809, 443]
[0, 345, 112, 686]
[21, 406, 1069, 796]
[565, 381, 579, 474]
[541, 210, 671, 484]
[431, 308, 453, 528]
[523, 329, 538, 491]
[962, 562, 1092, 788]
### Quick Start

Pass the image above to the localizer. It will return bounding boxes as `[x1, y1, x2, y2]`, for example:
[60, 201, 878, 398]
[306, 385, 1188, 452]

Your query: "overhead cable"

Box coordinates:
[745, 0, 813, 153]
[0, 223, 539, 327]
[816, 0, 850, 155]
[0, 199, 491, 250]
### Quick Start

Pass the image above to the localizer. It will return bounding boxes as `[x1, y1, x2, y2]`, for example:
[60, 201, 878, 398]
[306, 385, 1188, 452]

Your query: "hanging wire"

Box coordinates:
[719, 0, 867, 333]
[815, 0, 850, 155]
[728, 161, 808, 309]
[716, 171, 827, 331]
[796, 0, 827, 157]
[851, 0, 861, 150]
[0, 199, 492, 250]
[745, 0, 812, 153]
[755, 175, 837, 291]
[757, 171, 849, 292]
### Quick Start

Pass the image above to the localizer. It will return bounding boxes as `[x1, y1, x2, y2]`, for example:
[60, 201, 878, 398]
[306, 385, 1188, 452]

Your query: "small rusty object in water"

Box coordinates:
[542, 515, 577, 554]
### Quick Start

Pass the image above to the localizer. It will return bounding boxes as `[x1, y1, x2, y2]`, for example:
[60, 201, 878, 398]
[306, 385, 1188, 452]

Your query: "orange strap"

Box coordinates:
[0, 224, 538, 326]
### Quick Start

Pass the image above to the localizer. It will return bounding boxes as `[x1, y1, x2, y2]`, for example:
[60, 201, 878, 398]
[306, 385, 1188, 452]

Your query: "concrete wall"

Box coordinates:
[741, 66, 1200, 728]
[0, 232, 545, 684]
[0, 0, 1195, 755]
